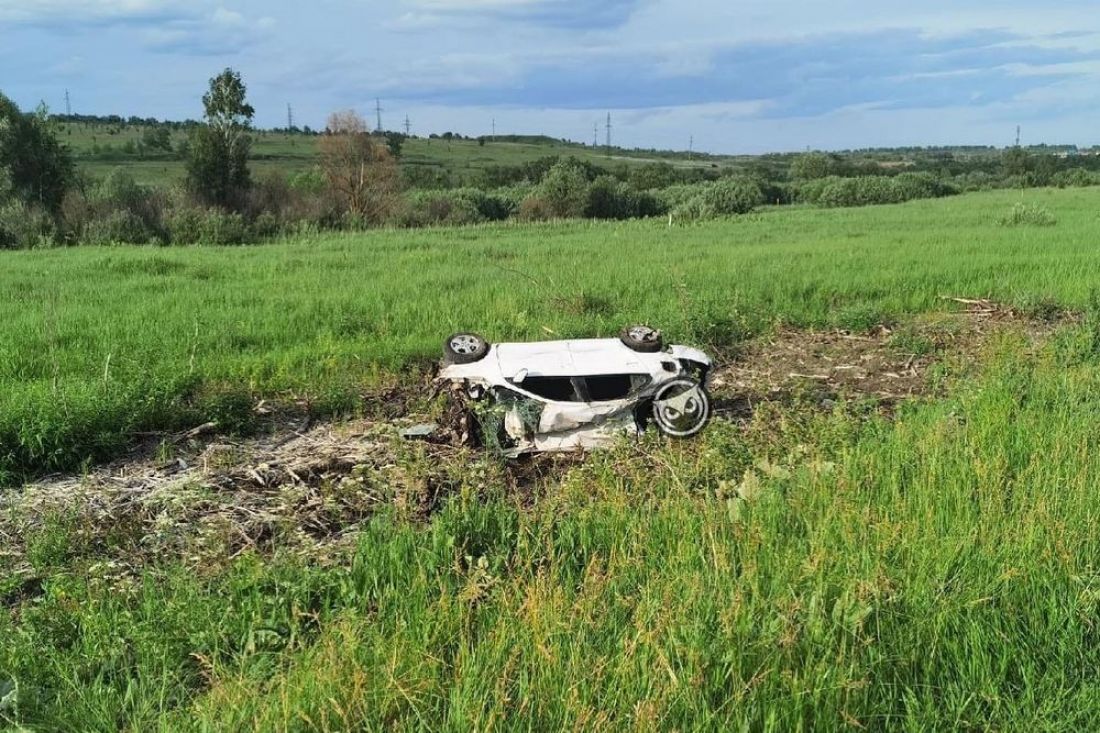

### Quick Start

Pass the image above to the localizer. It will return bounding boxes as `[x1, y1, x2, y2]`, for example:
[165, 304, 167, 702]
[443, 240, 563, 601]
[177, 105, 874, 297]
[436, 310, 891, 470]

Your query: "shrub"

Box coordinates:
[82, 210, 155, 245]
[0, 200, 56, 248]
[1051, 168, 1095, 188]
[199, 210, 252, 244]
[999, 203, 1056, 227]
[586, 176, 648, 220]
[401, 189, 486, 227]
[252, 211, 280, 239]
[703, 176, 765, 215]
[657, 182, 708, 211]
[538, 159, 589, 218]
[166, 208, 205, 245]
[891, 172, 957, 200]
[68, 168, 167, 244]
[517, 195, 553, 222]
[817, 176, 899, 208]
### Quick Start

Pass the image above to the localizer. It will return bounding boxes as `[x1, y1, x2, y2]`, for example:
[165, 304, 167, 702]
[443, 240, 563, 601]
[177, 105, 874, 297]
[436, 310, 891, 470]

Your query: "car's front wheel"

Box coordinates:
[652, 378, 711, 437]
[444, 332, 490, 364]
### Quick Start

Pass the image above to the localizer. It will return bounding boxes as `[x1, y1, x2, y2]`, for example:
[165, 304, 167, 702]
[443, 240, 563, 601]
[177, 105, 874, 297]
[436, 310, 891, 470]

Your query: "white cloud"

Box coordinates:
[0, 0, 197, 24]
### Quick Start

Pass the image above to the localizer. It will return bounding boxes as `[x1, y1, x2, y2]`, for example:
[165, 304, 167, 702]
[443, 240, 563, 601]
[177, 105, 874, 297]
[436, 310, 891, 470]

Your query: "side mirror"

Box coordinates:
[512, 368, 529, 384]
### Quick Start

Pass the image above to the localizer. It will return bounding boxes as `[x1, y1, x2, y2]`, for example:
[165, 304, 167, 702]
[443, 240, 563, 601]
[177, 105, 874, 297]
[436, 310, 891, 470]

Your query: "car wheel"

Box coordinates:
[652, 378, 710, 438]
[620, 325, 663, 353]
[444, 332, 490, 364]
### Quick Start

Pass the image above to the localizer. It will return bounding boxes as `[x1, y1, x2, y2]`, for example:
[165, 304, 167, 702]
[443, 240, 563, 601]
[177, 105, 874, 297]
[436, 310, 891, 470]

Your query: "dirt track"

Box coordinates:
[2, 301, 1068, 586]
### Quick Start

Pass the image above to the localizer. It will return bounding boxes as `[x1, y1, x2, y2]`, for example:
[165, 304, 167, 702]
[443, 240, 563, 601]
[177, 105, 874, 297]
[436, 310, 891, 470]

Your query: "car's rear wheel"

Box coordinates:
[444, 332, 489, 364]
[652, 378, 710, 437]
[620, 325, 663, 353]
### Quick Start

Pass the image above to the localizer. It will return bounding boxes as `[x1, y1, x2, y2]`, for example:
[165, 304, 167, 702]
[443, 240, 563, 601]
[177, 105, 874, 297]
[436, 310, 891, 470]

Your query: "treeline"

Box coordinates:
[4, 71, 1100, 249]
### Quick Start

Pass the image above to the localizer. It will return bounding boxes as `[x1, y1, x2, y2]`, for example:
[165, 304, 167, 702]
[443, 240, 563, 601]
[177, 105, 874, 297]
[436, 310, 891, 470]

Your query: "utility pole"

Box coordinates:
[64, 89, 71, 116]
[375, 98, 384, 133]
[605, 112, 612, 155]
[404, 114, 411, 136]
[286, 103, 293, 131]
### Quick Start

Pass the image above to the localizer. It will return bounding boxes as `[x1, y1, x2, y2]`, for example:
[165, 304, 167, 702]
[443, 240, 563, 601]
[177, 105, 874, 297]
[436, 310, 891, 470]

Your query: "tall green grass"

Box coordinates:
[2, 187, 1097, 480]
[5, 327, 1100, 729]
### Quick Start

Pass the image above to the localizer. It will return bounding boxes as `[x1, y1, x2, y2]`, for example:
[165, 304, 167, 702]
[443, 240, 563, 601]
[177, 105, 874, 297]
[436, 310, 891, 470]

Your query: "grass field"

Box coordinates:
[60, 122, 731, 185]
[4, 187, 1100, 729]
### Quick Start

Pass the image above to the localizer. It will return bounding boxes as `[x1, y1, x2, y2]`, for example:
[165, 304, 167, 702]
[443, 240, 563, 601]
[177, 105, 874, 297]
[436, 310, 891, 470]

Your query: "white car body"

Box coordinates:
[439, 337, 712, 455]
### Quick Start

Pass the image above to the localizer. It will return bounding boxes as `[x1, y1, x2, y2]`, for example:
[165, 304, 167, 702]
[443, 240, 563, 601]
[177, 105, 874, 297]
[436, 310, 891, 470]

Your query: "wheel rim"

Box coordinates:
[450, 335, 482, 355]
[628, 326, 658, 343]
[653, 379, 709, 437]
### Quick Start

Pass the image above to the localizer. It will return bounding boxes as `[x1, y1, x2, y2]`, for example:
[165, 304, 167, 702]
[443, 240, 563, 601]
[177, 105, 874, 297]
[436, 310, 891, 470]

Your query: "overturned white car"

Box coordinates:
[438, 326, 712, 456]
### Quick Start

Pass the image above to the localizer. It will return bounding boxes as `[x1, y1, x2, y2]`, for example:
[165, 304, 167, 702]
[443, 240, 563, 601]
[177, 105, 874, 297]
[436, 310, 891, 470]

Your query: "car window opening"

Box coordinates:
[585, 374, 650, 402]
[518, 376, 582, 402]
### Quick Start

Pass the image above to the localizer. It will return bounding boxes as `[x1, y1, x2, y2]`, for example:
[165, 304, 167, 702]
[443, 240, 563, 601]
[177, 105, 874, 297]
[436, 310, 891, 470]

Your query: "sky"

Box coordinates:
[2, 0, 1099, 153]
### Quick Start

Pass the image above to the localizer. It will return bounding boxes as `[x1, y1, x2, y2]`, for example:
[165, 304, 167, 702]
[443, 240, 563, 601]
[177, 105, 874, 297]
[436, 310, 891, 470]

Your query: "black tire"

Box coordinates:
[652, 379, 711, 438]
[444, 332, 490, 364]
[620, 325, 663, 353]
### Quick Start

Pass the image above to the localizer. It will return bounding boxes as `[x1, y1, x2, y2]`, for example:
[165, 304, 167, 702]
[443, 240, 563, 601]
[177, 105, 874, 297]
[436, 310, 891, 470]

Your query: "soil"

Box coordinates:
[709, 299, 1067, 417]
[1, 300, 1070, 585]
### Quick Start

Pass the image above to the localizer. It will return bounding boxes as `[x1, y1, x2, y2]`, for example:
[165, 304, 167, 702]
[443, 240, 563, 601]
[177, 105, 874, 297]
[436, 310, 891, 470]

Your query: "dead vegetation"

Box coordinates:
[1, 301, 1070, 588]
[710, 298, 1068, 417]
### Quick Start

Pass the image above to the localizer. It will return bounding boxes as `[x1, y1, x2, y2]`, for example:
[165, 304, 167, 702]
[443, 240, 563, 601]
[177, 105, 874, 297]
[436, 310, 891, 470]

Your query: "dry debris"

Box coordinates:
[709, 299, 1068, 417]
[1, 300, 1069, 589]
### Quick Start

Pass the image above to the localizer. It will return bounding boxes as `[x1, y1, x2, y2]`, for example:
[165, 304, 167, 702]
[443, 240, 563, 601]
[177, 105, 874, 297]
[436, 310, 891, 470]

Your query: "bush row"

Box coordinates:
[5, 161, 1100, 249]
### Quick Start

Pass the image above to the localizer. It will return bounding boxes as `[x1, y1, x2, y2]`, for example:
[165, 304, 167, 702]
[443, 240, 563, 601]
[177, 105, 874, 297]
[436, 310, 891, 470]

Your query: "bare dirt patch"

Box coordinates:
[708, 299, 1067, 419]
[1, 300, 1069, 589]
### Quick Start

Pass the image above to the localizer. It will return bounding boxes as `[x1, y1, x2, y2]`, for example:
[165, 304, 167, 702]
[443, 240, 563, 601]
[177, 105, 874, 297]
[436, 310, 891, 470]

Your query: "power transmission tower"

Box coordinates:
[1015, 125, 1021, 148]
[404, 114, 411, 136]
[689, 135, 694, 159]
[605, 112, 612, 155]
[593, 123, 599, 147]
[64, 89, 71, 116]
[375, 98, 384, 133]
[491, 118, 496, 140]
[286, 103, 293, 131]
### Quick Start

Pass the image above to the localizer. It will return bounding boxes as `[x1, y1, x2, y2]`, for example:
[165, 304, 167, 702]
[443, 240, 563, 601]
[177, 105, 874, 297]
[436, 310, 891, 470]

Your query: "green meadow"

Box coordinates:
[4, 186, 1100, 729]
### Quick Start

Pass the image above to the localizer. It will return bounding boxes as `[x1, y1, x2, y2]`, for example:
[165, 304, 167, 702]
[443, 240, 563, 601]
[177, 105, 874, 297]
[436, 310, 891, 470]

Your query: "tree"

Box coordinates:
[185, 68, 254, 208]
[1001, 147, 1031, 178]
[0, 94, 73, 213]
[319, 110, 400, 223]
[790, 152, 837, 181]
[142, 125, 172, 152]
[383, 131, 404, 158]
[538, 158, 589, 218]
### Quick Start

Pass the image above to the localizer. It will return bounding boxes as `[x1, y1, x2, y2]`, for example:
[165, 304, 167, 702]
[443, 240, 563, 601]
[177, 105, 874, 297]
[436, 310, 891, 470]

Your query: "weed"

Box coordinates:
[999, 202, 1056, 227]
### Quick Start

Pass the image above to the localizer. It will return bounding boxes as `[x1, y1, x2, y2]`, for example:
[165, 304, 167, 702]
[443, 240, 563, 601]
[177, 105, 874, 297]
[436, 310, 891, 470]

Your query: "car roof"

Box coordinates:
[494, 338, 664, 378]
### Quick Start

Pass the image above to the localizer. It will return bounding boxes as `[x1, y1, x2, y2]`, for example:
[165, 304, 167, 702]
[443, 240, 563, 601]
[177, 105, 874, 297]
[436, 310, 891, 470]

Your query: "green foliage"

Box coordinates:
[9, 341, 1100, 728]
[1050, 168, 1096, 188]
[0, 199, 56, 248]
[0, 94, 74, 213]
[584, 175, 662, 220]
[1001, 147, 1031, 177]
[799, 173, 957, 208]
[536, 159, 590, 218]
[82, 209, 156, 245]
[3, 187, 1095, 480]
[671, 176, 764, 220]
[185, 69, 254, 208]
[141, 126, 172, 152]
[999, 202, 1056, 227]
[198, 210, 252, 244]
[789, 151, 841, 180]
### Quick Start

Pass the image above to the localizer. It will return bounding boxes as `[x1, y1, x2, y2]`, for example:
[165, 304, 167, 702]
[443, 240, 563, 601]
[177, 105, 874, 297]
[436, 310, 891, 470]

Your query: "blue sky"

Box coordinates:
[2, 0, 1099, 153]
